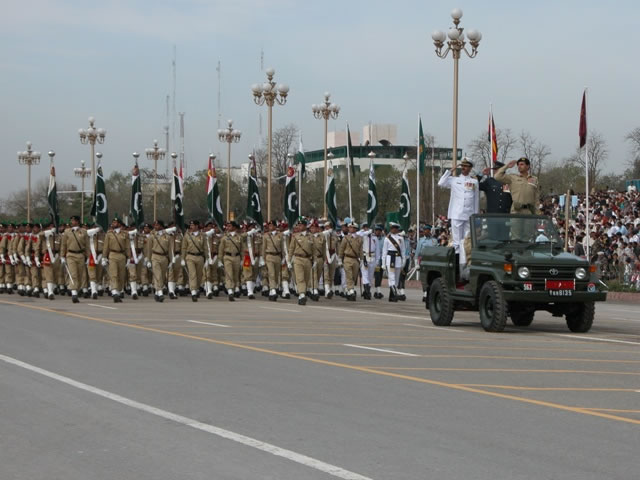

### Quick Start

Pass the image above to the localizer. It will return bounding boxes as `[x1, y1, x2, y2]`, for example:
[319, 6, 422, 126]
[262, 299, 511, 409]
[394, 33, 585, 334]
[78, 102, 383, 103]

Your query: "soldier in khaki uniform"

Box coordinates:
[14, 224, 28, 295]
[140, 223, 152, 296]
[203, 222, 221, 298]
[41, 223, 58, 300]
[309, 221, 325, 301]
[24, 224, 43, 297]
[168, 224, 186, 297]
[86, 226, 105, 299]
[125, 225, 146, 300]
[262, 220, 283, 301]
[146, 220, 171, 302]
[182, 220, 206, 301]
[322, 221, 339, 299]
[60, 215, 89, 303]
[288, 219, 313, 305]
[0, 224, 9, 293]
[219, 221, 243, 301]
[495, 156, 541, 240]
[280, 222, 292, 299]
[241, 222, 262, 299]
[339, 222, 363, 301]
[102, 218, 129, 303]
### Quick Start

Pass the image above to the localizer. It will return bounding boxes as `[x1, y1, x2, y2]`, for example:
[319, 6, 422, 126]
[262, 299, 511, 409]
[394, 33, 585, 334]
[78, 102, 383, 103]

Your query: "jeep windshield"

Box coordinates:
[472, 215, 562, 249]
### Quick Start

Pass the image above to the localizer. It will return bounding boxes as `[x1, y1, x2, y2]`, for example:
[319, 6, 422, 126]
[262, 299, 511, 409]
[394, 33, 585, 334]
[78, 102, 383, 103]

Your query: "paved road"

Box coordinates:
[1, 293, 639, 479]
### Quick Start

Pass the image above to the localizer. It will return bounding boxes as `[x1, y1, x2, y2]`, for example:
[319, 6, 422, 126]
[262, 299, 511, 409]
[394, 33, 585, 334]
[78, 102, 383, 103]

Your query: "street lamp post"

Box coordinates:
[312, 92, 340, 218]
[217, 120, 242, 221]
[78, 116, 106, 192]
[251, 68, 289, 221]
[17, 142, 41, 223]
[145, 140, 166, 222]
[74, 160, 91, 221]
[432, 8, 481, 175]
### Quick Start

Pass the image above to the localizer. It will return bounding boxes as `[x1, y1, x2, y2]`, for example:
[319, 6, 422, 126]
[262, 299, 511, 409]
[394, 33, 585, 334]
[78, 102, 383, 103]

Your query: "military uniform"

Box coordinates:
[382, 226, 405, 302]
[61, 225, 89, 301]
[205, 231, 222, 297]
[168, 230, 186, 296]
[182, 228, 206, 300]
[262, 228, 284, 300]
[0, 227, 11, 293]
[322, 228, 339, 298]
[241, 230, 262, 299]
[41, 228, 58, 299]
[495, 161, 541, 240]
[147, 229, 171, 301]
[126, 230, 146, 299]
[310, 230, 325, 300]
[102, 227, 129, 301]
[358, 228, 378, 299]
[339, 228, 363, 301]
[219, 230, 243, 300]
[25, 230, 43, 296]
[288, 228, 313, 305]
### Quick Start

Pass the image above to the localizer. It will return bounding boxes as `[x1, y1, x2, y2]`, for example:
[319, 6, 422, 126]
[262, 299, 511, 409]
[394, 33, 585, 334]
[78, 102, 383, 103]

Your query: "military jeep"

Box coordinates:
[419, 213, 607, 332]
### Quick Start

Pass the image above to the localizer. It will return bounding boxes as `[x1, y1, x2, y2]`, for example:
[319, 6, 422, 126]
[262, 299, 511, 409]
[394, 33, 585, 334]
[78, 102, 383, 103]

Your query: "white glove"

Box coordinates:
[218, 261, 224, 268]
[259, 257, 265, 267]
[204, 259, 209, 268]
[101, 258, 108, 267]
[287, 261, 292, 269]
[85, 258, 89, 265]
[20, 255, 27, 264]
[337, 259, 343, 267]
[35, 258, 41, 268]
[181, 259, 186, 268]
[60, 257, 66, 266]
[0, 256, 4, 265]
[146, 261, 152, 269]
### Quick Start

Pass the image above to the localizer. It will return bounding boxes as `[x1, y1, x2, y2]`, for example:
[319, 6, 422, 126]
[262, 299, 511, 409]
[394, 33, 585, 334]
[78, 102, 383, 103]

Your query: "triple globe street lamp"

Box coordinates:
[312, 92, 340, 218]
[78, 116, 106, 192]
[73, 160, 91, 221]
[145, 140, 166, 222]
[17, 142, 41, 223]
[432, 7, 482, 175]
[217, 120, 242, 221]
[252, 67, 289, 221]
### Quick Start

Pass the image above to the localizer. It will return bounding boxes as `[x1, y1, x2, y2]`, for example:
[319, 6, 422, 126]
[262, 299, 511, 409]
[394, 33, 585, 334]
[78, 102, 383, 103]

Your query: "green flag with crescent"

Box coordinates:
[90, 164, 108, 231]
[246, 155, 263, 226]
[325, 165, 338, 228]
[47, 165, 59, 228]
[367, 159, 378, 227]
[283, 163, 298, 227]
[130, 164, 144, 227]
[207, 157, 224, 229]
[399, 168, 411, 232]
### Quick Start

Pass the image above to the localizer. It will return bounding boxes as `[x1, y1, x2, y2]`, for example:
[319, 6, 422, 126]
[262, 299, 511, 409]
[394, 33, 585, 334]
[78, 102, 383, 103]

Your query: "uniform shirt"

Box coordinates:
[339, 233, 363, 260]
[61, 227, 89, 257]
[289, 231, 314, 259]
[478, 174, 513, 213]
[103, 230, 129, 258]
[262, 231, 283, 257]
[357, 230, 379, 262]
[417, 235, 438, 255]
[494, 165, 540, 214]
[382, 233, 405, 261]
[182, 232, 206, 256]
[219, 232, 243, 257]
[311, 233, 326, 259]
[148, 232, 171, 257]
[438, 169, 480, 220]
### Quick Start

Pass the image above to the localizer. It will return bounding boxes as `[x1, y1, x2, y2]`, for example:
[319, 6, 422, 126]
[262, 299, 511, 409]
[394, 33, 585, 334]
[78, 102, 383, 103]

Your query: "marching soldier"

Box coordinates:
[41, 222, 59, 300]
[182, 220, 206, 302]
[25, 223, 43, 297]
[280, 222, 292, 299]
[309, 220, 325, 301]
[102, 217, 129, 303]
[204, 221, 222, 298]
[322, 220, 339, 299]
[60, 215, 89, 303]
[358, 222, 378, 300]
[14, 223, 28, 295]
[262, 220, 283, 301]
[288, 218, 313, 305]
[241, 222, 262, 299]
[339, 222, 363, 301]
[0, 223, 10, 293]
[219, 221, 243, 301]
[86, 225, 104, 299]
[382, 222, 405, 302]
[169, 224, 187, 297]
[373, 224, 385, 299]
[147, 220, 171, 302]
[126, 224, 146, 300]
[140, 223, 153, 296]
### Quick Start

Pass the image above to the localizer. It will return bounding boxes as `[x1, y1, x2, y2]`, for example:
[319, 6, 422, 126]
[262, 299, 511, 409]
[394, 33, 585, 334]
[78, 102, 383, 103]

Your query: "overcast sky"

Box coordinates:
[1, 0, 637, 196]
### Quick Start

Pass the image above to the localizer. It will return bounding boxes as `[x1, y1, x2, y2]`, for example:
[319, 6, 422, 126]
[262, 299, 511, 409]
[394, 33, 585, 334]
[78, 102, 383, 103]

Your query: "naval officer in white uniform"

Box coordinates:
[437, 157, 479, 275]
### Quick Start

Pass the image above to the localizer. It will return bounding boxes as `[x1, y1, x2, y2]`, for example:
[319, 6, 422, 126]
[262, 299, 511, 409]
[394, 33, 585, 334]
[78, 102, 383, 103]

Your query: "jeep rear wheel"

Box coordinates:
[479, 281, 508, 332]
[429, 278, 454, 326]
[510, 310, 534, 327]
[566, 302, 595, 333]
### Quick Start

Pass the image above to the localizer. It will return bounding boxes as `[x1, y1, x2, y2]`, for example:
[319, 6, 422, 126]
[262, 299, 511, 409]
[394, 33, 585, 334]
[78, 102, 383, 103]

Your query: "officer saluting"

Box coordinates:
[494, 157, 540, 215]
[479, 161, 512, 214]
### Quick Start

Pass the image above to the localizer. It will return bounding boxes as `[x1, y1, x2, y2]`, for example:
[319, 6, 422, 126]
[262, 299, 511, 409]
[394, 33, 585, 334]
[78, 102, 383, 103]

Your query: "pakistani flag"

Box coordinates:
[283, 164, 298, 228]
[418, 116, 427, 175]
[171, 166, 185, 232]
[90, 164, 108, 231]
[246, 155, 263, 226]
[295, 136, 305, 177]
[399, 168, 411, 232]
[366, 159, 378, 227]
[325, 165, 338, 228]
[206, 157, 224, 229]
[130, 164, 144, 227]
[47, 165, 59, 228]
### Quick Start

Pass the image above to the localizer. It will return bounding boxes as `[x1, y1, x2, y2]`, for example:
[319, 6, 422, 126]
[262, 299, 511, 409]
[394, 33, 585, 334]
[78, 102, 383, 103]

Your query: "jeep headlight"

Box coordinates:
[517, 266, 530, 279]
[575, 267, 587, 280]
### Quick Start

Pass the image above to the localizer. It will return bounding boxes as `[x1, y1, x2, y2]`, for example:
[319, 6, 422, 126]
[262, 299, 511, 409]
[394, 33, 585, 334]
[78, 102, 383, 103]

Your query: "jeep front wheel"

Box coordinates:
[429, 278, 454, 326]
[566, 302, 595, 333]
[511, 309, 534, 327]
[478, 281, 508, 332]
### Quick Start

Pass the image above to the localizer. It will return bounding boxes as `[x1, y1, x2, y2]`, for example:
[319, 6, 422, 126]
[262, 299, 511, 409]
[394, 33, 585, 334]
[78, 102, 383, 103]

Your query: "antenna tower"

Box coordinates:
[179, 112, 186, 177]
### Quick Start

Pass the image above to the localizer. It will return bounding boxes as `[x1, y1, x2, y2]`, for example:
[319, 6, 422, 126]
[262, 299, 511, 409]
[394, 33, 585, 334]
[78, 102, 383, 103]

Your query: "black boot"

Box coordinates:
[389, 287, 397, 302]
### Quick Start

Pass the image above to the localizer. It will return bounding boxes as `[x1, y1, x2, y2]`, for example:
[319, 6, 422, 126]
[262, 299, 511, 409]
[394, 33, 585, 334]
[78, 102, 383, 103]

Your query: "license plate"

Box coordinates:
[545, 279, 575, 290]
[549, 289, 573, 297]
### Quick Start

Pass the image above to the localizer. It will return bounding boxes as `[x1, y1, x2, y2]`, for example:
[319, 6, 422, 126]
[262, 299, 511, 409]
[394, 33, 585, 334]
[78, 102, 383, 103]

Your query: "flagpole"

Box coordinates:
[584, 87, 590, 260]
[298, 160, 302, 217]
[431, 143, 435, 226]
[346, 122, 353, 219]
[416, 115, 420, 229]
[489, 103, 493, 178]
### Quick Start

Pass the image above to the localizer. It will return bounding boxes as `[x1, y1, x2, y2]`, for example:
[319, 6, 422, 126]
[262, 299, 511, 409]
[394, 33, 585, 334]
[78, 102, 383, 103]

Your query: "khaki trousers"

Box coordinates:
[108, 253, 127, 292]
[151, 255, 169, 292]
[223, 255, 241, 290]
[323, 260, 337, 289]
[65, 253, 85, 291]
[186, 254, 204, 291]
[293, 257, 312, 293]
[343, 257, 360, 291]
[265, 254, 282, 289]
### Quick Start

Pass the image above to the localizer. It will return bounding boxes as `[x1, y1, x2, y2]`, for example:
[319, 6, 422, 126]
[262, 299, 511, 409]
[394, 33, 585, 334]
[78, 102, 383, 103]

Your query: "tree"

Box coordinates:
[538, 162, 584, 196]
[518, 131, 551, 178]
[624, 127, 640, 179]
[567, 130, 607, 191]
[466, 128, 517, 169]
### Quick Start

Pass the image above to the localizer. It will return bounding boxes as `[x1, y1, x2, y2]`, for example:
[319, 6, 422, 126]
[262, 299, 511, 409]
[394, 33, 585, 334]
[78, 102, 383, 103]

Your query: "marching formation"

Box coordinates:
[0, 216, 429, 306]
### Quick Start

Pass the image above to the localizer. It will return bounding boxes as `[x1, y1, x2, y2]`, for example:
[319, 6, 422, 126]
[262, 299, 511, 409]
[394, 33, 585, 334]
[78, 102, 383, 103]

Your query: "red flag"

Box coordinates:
[488, 111, 498, 163]
[579, 91, 587, 148]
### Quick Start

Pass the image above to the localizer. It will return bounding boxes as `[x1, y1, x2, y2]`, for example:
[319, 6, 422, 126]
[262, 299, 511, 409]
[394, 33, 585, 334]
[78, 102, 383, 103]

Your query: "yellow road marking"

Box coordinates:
[580, 408, 640, 413]
[2, 300, 639, 426]
[458, 385, 640, 392]
[363, 367, 640, 375]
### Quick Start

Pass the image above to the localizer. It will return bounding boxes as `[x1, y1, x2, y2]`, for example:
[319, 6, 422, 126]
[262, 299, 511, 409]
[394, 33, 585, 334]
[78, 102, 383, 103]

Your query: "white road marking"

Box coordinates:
[403, 323, 468, 333]
[88, 304, 117, 310]
[187, 320, 230, 328]
[344, 344, 419, 357]
[553, 334, 640, 346]
[260, 306, 301, 313]
[0, 353, 373, 480]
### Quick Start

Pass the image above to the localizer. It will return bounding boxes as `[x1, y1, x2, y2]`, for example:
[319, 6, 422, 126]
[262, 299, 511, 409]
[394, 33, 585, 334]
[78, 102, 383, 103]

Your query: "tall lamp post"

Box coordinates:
[78, 116, 106, 192]
[217, 120, 242, 221]
[17, 142, 41, 223]
[251, 67, 289, 221]
[74, 160, 91, 221]
[312, 92, 340, 218]
[432, 8, 481, 175]
[145, 140, 166, 222]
